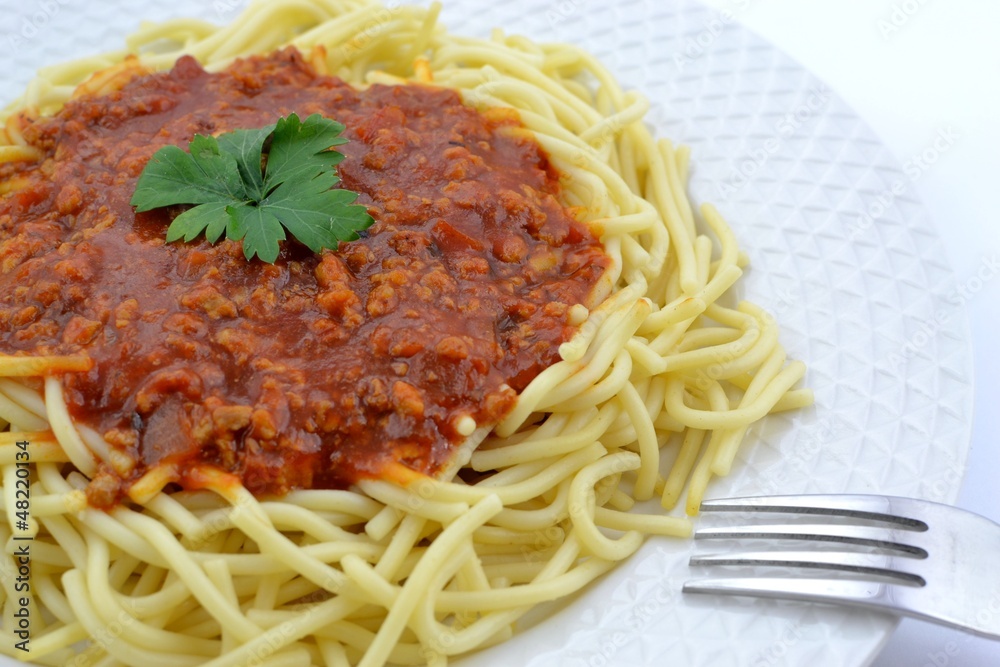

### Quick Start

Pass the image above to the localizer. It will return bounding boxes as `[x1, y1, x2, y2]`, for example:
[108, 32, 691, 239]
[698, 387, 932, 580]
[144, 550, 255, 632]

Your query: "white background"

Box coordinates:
[696, 0, 1000, 664]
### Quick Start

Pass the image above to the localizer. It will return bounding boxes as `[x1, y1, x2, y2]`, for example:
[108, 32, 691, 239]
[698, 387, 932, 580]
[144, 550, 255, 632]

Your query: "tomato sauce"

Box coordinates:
[0, 48, 609, 506]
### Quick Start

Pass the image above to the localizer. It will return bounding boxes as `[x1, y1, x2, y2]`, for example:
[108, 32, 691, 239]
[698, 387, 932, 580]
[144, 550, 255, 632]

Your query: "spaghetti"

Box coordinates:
[0, 1, 811, 665]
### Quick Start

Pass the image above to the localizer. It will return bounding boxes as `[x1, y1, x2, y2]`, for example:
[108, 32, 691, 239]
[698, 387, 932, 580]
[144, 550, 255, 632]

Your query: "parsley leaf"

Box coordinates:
[265, 114, 348, 191]
[217, 125, 274, 201]
[130, 113, 372, 263]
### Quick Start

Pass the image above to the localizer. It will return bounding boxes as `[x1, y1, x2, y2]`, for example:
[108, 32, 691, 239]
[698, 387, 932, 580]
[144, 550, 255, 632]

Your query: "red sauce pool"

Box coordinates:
[0, 48, 610, 506]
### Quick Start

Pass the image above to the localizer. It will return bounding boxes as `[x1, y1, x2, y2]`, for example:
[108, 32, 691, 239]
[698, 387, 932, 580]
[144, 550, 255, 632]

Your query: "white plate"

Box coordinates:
[0, 1, 974, 665]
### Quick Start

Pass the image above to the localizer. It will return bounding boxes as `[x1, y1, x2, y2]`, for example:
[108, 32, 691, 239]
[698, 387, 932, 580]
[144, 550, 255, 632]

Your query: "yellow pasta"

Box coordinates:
[0, 1, 811, 664]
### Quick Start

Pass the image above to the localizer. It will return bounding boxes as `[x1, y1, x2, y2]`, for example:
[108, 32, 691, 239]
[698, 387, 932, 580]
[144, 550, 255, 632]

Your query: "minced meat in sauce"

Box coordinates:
[0, 48, 610, 507]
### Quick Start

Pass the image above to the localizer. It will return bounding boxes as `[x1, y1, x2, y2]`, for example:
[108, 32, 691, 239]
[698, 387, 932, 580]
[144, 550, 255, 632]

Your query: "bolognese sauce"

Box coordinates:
[0, 48, 610, 507]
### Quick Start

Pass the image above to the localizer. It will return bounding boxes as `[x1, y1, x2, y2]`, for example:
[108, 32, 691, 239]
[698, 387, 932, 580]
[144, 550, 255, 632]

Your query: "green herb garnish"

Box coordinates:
[130, 113, 373, 263]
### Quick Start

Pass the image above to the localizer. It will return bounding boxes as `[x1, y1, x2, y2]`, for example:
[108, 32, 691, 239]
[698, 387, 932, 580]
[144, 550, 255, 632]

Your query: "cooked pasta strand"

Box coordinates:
[0, 2, 810, 665]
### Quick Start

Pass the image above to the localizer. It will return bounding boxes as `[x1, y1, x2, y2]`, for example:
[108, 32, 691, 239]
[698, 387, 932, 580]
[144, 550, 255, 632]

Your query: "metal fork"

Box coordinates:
[682, 494, 1000, 639]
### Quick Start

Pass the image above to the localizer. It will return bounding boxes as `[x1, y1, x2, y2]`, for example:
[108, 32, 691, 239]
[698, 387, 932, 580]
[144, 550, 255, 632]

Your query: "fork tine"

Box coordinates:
[683, 576, 905, 606]
[689, 551, 926, 585]
[699, 494, 928, 530]
[687, 495, 1000, 640]
[684, 575, 1000, 639]
[694, 523, 928, 556]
